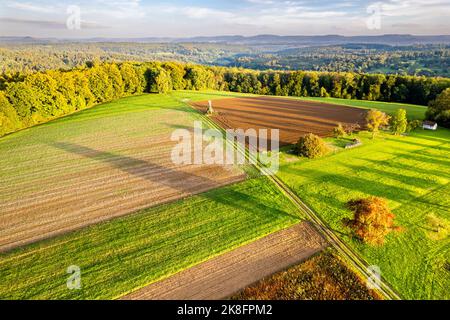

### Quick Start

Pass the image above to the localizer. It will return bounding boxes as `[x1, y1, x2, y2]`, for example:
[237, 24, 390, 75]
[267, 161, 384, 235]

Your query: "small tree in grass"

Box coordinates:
[390, 109, 408, 135]
[344, 123, 361, 135]
[366, 109, 390, 139]
[295, 133, 330, 159]
[333, 123, 346, 138]
[343, 197, 401, 246]
[406, 120, 421, 133]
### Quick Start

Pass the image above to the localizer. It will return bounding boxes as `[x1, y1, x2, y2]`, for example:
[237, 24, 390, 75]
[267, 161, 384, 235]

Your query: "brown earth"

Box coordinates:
[191, 96, 367, 146]
[0, 109, 246, 253]
[121, 222, 327, 300]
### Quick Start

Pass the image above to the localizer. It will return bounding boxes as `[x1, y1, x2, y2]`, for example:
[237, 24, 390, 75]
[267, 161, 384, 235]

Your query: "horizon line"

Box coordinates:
[1, 33, 450, 40]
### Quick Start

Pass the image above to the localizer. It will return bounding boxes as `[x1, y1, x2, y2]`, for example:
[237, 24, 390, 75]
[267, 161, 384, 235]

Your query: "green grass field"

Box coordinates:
[278, 129, 450, 300]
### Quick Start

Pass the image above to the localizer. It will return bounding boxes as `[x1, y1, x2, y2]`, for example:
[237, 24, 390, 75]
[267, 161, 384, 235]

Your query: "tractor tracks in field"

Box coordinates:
[181, 96, 402, 300]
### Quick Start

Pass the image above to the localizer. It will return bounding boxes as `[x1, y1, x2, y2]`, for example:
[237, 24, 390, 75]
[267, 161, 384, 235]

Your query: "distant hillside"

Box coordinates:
[1, 34, 450, 45]
[0, 36, 448, 77]
[185, 34, 450, 46]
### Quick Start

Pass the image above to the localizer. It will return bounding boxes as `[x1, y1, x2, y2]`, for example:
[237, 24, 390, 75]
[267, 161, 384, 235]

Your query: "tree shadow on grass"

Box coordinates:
[357, 157, 450, 180]
[409, 131, 450, 144]
[343, 163, 438, 190]
[412, 149, 450, 161]
[394, 152, 450, 168]
[327, 137, 359, 149]
[50, 142, 300, 221]
[284, 167, 414, 202]
[384, 135, 450, 152]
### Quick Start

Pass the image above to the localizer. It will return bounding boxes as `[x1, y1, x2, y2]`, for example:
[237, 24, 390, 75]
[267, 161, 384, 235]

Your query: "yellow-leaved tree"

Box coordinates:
[366, 109, 390, 139]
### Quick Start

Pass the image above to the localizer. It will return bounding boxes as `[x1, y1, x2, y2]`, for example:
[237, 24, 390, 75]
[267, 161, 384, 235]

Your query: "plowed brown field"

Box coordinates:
[191, 96, 367, 145]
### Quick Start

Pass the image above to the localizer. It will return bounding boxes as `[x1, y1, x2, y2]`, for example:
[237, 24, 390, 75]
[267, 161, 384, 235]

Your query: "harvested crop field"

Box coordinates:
[191, 97, 367, 145]
[0, 94, 245, 252]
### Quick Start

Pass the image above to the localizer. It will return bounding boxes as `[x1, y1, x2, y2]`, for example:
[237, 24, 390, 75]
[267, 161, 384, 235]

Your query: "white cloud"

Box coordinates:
[379, 0, 450, 17]
[6, 1, 58, 13]
[83, 0, 145, 19]
[168, 3, 348, 27]
[1, 0, 449, 37]
[246, 0, 275, 4]
[183, 7, 235, 20]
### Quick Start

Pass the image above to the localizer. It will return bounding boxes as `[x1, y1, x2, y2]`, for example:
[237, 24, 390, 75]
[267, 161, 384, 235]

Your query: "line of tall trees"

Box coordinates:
[1, 60, 450, 136]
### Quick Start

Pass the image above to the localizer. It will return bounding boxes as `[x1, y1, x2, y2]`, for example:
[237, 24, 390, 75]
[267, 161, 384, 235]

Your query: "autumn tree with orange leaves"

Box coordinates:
[343, 197, 401, 246]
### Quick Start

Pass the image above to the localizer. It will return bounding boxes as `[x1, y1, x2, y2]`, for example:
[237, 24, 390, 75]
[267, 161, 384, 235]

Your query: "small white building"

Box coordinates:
[423, 121, 438, 131]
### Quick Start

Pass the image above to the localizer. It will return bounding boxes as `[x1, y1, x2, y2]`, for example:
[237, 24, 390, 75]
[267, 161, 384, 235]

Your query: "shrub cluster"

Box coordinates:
[333, 123, 347, 138]
[426, 88, 450, 127]
[343, 197, 401, 246]
[295, 133, 330, 159]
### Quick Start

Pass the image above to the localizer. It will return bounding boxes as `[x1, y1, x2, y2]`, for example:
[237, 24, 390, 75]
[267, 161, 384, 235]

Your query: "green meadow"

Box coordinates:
[278, 129, 450, 300]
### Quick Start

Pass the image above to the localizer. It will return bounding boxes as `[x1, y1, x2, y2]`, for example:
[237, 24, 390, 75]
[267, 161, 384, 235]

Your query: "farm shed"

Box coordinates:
[422, 121, 438, 130]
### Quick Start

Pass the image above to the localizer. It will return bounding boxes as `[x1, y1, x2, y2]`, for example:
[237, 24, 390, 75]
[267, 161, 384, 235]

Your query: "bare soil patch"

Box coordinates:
[191, 96, 367, 146]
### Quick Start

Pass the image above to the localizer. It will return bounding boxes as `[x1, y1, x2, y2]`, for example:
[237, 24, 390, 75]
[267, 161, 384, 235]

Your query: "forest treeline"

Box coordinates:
[1, 60, 450, 136]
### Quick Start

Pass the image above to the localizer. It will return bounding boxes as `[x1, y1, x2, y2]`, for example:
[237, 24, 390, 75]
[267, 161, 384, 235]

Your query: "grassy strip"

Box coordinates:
[295, 96, 427, 120]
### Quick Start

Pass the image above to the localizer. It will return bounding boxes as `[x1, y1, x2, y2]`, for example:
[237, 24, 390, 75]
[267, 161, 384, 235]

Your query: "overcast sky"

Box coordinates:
[0, 0, 449, 38]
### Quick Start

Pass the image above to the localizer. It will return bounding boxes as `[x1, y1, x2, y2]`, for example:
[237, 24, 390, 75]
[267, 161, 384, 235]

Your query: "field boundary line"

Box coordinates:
[179, 95, 402, 300]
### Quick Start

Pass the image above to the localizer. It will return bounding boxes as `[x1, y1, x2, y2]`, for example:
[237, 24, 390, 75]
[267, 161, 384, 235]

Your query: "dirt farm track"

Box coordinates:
[191, 96, 367, 145]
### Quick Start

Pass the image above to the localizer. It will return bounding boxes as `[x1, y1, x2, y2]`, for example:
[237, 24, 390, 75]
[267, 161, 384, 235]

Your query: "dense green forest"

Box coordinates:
[0, 43, 255, 74]
[231, 44, 450, 77]
[1, 60, 450, 136]
[0, 43, 448, 77]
